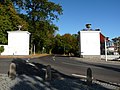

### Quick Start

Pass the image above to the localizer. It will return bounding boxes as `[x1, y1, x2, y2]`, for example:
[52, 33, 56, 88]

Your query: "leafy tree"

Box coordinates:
[0, 0, 28, 44]
[52, 33, 79, 56]
[71, 34, 79, 56]
[52, 34, 63, 54]
[11, 0, 63, 53]
[12, 0, 63, 21]
[62, 34, 73, 54]
[61, 34, 79, 55]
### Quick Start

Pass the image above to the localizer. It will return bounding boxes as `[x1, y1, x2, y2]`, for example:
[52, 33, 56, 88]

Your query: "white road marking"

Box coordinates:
[72, 74, 87, 78]
[72, 73, 94, 79]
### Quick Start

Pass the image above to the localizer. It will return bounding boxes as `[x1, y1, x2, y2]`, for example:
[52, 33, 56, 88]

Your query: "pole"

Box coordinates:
[64, 44, 65, 55]
[105, 38, 107, 61]
[34, 44, 35, 55]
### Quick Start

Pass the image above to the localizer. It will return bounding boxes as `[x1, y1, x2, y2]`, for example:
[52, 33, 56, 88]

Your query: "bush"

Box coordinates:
[0, 46, 4, 55]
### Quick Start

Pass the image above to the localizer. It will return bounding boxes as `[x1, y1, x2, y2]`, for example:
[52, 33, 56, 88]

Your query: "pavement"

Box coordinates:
[71, 57, 120, 65]
[1, 73, 119, 90]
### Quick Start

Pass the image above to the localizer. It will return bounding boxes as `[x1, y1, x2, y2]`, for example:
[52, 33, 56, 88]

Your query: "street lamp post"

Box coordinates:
[105, 37, 108, 61]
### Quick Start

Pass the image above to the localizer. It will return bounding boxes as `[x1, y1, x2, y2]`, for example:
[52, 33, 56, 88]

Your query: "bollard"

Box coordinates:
[45, 65, 52, 81]
[8, 63, 16, 80]
[52, 56, 55, 61]
[86, 68, 92, 86]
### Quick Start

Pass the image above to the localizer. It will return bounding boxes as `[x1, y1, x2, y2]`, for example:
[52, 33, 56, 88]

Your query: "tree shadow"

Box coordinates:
[10, 58, 112, 90]
[74, 60, 120, 73]
[12, 58, 46, 79]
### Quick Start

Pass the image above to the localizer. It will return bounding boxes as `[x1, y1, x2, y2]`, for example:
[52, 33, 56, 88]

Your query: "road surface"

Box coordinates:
[0, 56, 120, 84]
[30, 56, 120, 84]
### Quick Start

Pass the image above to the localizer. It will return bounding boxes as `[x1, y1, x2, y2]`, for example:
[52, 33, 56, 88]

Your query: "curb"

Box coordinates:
[0, 54, 50, 59]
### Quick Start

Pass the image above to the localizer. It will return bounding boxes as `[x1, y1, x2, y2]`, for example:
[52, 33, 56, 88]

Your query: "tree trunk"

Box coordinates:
[49, 49, 52, 54]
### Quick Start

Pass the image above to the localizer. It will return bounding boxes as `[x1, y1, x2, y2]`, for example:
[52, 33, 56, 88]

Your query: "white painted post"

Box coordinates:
[34, 44, 35, 55]
[105, 38, 107, 61]
[31, 46, 32, 55]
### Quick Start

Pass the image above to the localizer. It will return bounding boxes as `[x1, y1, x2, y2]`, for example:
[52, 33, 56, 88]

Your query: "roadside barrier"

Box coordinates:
[72, 67, 93, 86]
[8, 63, 16, 80]
[45, 65, 52, 81]
[86, 68, 92, 86]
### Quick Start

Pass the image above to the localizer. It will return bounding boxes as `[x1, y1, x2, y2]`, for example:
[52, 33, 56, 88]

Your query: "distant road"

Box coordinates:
[0, 56, 120, 84]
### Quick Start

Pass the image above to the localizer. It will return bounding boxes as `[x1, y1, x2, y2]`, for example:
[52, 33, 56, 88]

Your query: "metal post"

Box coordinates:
[105, 38, 107, 61]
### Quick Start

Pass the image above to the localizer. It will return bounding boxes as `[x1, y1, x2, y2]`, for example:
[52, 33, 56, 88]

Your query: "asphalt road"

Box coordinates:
[0, 56, 120, 84]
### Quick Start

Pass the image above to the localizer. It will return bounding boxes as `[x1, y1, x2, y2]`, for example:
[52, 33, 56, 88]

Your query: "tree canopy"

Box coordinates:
[0, 0, 28, 44]
[11, 0, 63, 22]
[52, 33, 79, 56]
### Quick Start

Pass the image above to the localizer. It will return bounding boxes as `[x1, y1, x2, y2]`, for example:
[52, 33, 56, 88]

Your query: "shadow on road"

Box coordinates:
[73, 60, 120, 73]
[9, 58, 112, 90]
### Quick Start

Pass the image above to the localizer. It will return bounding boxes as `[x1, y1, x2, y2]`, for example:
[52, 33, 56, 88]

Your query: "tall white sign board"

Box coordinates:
[79, 31, 101, 58]
[1, 31, 30, 55]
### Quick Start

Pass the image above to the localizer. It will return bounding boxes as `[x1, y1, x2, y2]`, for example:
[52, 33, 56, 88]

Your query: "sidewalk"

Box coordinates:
[0, 73, 119, 90]
[72, 57, 120, 65]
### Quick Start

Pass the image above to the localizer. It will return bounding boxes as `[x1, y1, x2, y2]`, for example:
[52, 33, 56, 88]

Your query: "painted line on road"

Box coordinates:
[72, 74, 87, 78]
[72, 73, 94, 79]
[27, 63, 36, 67]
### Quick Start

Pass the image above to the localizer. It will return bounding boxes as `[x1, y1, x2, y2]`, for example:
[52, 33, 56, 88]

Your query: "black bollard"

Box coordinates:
[8, 63, 16, 80]
[45, 65, 52, 81]
[86, 68, 92, 86]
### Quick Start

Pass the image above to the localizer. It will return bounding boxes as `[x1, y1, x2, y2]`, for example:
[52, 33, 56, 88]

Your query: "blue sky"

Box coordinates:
[51, 0, 120, 39]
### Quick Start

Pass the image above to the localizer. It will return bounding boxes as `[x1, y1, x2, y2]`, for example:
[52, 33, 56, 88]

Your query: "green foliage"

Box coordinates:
[0, 16, 11, 44]
[61, 34, 79, 55]
[28, 20, 59, 53]
[12, 0, 63, 22]
[0, 46, 4, 54]
[0, 1, 28, 44]
[52, 33, 79, 56]
[13, 0, 63, 53]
